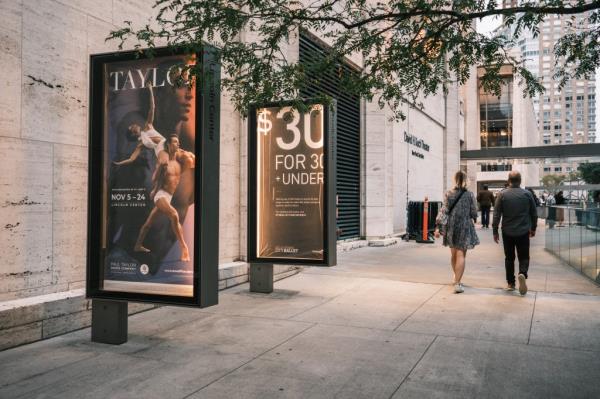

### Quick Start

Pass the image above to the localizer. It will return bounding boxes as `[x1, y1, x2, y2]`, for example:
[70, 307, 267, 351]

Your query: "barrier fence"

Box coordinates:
[403, 200, 442, 243]
[544, 205, 600, 283]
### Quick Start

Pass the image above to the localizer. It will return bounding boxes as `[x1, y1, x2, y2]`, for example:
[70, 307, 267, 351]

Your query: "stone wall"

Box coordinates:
[1, 0, 99, 300]
[0, 0, 242, 300]
[0, 0, 462, 344]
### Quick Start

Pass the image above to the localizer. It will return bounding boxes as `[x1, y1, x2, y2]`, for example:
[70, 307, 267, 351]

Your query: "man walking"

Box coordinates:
[477, 184, 495, 228]
[492, 171, 538, 295]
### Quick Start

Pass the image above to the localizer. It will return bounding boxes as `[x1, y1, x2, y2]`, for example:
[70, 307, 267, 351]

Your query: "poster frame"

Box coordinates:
[247, 99, 337, 267]
[86, 45, 220, 307]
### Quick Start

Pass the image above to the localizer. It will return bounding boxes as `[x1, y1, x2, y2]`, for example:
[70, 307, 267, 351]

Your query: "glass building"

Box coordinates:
[462, 65, 539, 193]
[495, 8, 597, 177]
[479, 77, 513, 148]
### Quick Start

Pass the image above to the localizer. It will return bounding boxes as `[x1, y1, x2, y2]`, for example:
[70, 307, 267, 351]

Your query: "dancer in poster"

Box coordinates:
[134, 134, 194, 261]
[113, 84, 170, 167]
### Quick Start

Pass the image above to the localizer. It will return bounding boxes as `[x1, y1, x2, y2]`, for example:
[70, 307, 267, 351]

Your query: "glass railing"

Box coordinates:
[544, 205, 600, 283]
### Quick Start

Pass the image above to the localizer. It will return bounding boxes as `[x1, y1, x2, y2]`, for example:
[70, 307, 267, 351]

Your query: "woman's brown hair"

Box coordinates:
[454, 170, 467, 189]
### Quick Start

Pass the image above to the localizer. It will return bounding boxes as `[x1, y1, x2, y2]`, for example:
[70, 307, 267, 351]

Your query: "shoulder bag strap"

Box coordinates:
[447, 189, 466, 216]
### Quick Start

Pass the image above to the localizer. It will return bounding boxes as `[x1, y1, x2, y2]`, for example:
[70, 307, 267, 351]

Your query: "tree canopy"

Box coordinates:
[110, 0, 600, 118]
[541, 173, 567, 188]
[578, 162, 600, 184]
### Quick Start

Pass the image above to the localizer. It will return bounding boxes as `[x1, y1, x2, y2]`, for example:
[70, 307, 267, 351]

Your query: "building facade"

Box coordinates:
[0, 0, 461, 348]
[463, 65, 539, 193]
[498, 10, 597, 176]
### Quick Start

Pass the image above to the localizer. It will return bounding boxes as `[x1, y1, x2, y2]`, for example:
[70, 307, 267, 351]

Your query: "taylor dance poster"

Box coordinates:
[256, 104, 325, 260]
[101, 54, 197, 297]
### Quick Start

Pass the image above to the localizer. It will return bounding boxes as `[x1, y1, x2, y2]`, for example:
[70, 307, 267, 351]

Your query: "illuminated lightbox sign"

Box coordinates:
[248, 101, 337, 266]
[87, 46, 220, 307]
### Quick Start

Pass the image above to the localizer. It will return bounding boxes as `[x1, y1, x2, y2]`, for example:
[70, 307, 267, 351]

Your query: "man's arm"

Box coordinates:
[492, 192, 503, 239]
[528, 192, 538, 236]
[470, 192, 478, 222]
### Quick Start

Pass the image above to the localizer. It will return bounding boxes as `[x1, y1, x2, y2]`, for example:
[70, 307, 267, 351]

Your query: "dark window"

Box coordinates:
[479, 77, 513, 148]
[480, 164, 512, 172]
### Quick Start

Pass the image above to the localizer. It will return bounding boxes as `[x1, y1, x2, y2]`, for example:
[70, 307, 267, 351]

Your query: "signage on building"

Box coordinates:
[87, 46, 220, 307]
[248, 100, 337, 266]
[404, 131, 430, 159]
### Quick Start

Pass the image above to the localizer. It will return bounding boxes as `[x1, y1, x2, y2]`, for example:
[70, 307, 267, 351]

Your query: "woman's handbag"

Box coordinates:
[437, 189, 466, 236]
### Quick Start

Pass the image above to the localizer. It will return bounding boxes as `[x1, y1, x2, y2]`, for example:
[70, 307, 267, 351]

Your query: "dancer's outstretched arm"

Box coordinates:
[113, 143, 143, 166]
[145, 83, 155, 128]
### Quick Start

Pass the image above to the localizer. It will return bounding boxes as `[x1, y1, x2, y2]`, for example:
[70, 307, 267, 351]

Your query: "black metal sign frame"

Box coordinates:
[87, 46, 220, 307]
[247, 99, 337, 266]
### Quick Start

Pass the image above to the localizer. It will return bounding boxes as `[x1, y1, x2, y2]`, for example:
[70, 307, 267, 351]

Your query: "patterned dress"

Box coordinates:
[437, 188, 480, 250]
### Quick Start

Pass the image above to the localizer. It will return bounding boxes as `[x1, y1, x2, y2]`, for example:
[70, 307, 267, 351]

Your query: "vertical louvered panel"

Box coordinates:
[299, 33, 361, 240]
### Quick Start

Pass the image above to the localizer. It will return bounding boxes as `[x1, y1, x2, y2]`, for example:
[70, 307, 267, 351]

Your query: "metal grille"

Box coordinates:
[299, 33, 361, 240]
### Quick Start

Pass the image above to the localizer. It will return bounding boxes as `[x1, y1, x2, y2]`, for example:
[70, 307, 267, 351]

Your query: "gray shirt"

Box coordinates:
[492, 187, 538, 237]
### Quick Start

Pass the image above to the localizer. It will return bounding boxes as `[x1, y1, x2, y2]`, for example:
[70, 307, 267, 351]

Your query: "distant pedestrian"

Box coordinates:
[555, 190, 566, 225]
[435, 171, 480, 294]
[492, 171, 538, 295]
[546, 193, 556, 229]
[477, 184, 495, 229]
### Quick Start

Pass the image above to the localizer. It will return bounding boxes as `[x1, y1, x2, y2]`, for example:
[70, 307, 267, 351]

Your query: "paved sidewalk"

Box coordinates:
[1, 227, 599, 398]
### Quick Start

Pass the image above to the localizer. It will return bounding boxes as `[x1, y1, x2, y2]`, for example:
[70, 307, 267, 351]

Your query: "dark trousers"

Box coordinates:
[481, 206, 491, 227]
[502, 232, 530, 284]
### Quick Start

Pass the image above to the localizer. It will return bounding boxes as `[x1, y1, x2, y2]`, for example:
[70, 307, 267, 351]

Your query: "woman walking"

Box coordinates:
[435, 171, 480, 293]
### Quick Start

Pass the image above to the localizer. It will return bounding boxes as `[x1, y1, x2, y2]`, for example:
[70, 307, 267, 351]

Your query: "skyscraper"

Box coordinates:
[497, 8, 596, 177]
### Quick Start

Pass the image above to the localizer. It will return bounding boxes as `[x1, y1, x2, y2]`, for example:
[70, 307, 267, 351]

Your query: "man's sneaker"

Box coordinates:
[518, 274, 528, 295]
[505, 283, 515, 291]
[454, 283, 464, 294]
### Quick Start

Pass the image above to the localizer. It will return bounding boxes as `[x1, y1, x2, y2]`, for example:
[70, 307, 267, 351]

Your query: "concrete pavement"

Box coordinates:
[1, 226, 599, 398]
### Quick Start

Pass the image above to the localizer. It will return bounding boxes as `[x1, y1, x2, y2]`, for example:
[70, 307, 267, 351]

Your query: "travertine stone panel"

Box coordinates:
[464, 64, 480, 150]
[0, 138, 53, 295]
[53, 144, 88, 287]
[364, 99, 395, 237]
[22, 0, 88, 146]
[0, 290, 87, 330]
[239, 114, 248, 261]
[219, 93, 241, 262]
[0, 0, 22, 138]
[406, 109, 444, 203]
[392, 105, 410, 232]
[42, 310, 91, 338]
[0, 284, 70, 302]
[444, 81, 461, 191]
[87, 15, 119, 56]
[420, 93, 446, 127]
[365, 163, 386, 207]
[364, 206, 391, 237]
[0, 322, 42, 350]
[62, 0, 113, 25]
[112, 0, 167, 37]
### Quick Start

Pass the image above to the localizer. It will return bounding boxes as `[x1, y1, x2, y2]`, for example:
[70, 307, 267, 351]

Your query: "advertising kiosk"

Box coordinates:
[87, 46, 220, 343]
[247, 100, 337, 291]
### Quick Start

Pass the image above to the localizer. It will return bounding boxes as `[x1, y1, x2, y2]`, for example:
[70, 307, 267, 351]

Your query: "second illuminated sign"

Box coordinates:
[249, 101, 336, 266]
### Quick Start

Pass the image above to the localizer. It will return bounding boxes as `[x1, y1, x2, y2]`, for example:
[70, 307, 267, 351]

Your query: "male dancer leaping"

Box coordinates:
[134, 134, 194, 262]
